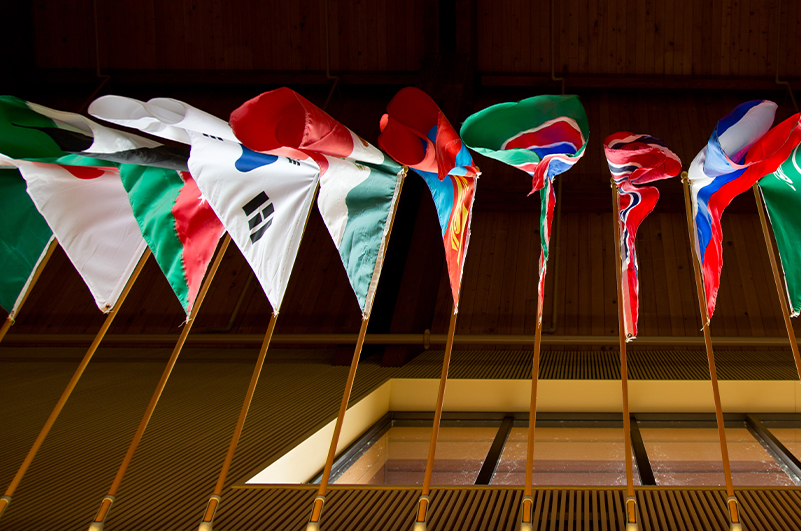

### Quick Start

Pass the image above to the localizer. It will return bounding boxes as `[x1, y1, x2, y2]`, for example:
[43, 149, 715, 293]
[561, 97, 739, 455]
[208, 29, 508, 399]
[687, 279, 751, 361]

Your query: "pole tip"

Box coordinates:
[198, 522, 214, 531]
[412, 522, 427, 531]
[88, 522, 105, 531]
[520, 523, 534, 531]
[730, 523, 743, 531]
[305, 522, 320, 531]
[626, 523, 640, 531]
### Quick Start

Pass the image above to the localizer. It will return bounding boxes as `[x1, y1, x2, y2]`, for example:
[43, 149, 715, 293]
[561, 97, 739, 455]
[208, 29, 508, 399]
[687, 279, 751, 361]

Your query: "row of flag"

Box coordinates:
[1, 91, 801, 342]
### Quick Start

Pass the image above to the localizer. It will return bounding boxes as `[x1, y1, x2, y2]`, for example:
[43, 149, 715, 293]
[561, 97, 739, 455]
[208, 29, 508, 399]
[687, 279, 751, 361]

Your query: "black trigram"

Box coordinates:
[287, 158, 300, 166]
[242, 192, 274, 244]
[203, 133, 225, 142]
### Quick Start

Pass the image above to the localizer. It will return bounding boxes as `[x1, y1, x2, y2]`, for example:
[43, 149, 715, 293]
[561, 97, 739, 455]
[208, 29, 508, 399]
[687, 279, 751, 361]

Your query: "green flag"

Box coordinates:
[758, 144, 801, 316]
[0, 169, 53, 316]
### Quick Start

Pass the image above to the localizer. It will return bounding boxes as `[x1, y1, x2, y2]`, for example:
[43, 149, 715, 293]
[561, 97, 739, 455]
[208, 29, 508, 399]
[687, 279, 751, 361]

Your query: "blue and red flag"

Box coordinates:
[378, 87, 480, 307]
[605, 132, 682, 340]
[689, 100, 801, 318]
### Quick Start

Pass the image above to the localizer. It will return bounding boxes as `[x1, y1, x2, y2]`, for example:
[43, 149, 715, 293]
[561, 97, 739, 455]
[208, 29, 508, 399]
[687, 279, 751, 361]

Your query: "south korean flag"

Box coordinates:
[187, 134, 319, 312]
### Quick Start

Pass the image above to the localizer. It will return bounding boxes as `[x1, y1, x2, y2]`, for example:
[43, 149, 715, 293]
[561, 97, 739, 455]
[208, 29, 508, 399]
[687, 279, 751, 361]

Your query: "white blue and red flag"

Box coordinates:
[605, 132, 682, 339]
[377, 87, 480, 308]
[689, 100, 801, 318]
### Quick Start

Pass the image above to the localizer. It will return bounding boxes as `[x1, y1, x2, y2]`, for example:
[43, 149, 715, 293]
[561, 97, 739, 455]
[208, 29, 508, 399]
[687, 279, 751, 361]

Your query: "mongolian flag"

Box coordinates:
[757, 144, 801, 316]
[90, 95, 318, 314]
[688, 100, 801, 319]
[230, 88, 405, 317]
[461, 95, 589, 300]
[377, 87, 480, 307]
[605, 132, 682, 340]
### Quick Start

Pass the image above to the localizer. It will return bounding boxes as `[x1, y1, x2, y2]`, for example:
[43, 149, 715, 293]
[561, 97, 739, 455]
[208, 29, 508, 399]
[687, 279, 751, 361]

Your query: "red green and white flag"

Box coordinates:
[461, 95, 589, 302]
[90, 95, 318, 312]
[0, 155, 148, 312]
[0, 169, 53, 317]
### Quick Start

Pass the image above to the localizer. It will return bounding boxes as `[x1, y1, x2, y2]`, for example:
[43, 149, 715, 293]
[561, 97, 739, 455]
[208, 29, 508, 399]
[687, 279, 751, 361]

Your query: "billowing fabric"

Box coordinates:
[230, 88, 404, 317]
[119, 166, 223, 313]
[758, 143, 801, 316]
[0, 155, 147, 312]
[378, 87, 480, 307]
[0, 169, 53, 316]
[688, 100, 801, 318]
[461, 95, 589, 301]
[604, 132, 682, 340]
[90, 95, 319, 312]
[460, 95, 589, 193]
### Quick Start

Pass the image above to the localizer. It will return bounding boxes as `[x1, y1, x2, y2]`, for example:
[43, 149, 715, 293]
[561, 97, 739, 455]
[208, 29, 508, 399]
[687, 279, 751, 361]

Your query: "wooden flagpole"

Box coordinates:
[198, 311, 278, 531]
[681, 172, 741, 530]
[200, 183, 320, 531]
[611, 182, 638, 530]
[0, 238, 58, 344]
[88, 235, 230, 531]
[519, 277, 544, 531]
[0, 247, 151, 523]
[753, 184, 801, 378]
[413, 305, 458, 531]
[306, 169, 405, 531]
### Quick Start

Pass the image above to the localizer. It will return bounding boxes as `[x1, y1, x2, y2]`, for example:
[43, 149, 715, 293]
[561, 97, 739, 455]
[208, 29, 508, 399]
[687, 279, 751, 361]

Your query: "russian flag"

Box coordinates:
[689, 100, 801, 319]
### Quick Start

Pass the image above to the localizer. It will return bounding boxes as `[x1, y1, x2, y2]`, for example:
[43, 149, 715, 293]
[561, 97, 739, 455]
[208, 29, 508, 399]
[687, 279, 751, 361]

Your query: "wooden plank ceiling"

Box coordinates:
[22, 0, 801, 80]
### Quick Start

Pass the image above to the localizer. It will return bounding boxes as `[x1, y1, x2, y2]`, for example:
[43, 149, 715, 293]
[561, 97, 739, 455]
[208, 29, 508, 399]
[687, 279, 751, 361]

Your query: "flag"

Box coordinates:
[377, 87, 480, 306]
[0, 95, 189, 170]
[0, 96, 223, 315]
[0, 155, 148, 312]
[118, 165, 224, 314]
[604, 132, 682, 340]
[688, 100, 801, 318]
[230, 88, 405, 317]
[461, 95, 589, 300]
[758, 143, 801, 316]
[90, 96, 319, 313]
[0, 169, 53, 316]
[460, 95, 589, 194]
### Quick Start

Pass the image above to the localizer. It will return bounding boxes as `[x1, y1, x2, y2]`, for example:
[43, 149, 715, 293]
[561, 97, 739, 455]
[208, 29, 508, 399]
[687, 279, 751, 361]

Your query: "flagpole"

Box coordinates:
[0, 248, 151, 523]
[412, 304, 458, 531]
[753, 184, 801, 378]
[681, 172, 741, 531]
[198, 311, 278, 531]
[306, 169, 405, 531]
[519, 280, 543, 531]
[198, 182, 323, 531]
[0, 238, 58, 344]
[611, 182, 638, 531]
[88, 235, 230, 531]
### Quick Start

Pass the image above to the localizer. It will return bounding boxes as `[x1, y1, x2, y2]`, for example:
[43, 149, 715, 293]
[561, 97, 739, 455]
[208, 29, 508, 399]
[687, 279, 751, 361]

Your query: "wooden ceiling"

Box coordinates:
[6, 0, 799, 81]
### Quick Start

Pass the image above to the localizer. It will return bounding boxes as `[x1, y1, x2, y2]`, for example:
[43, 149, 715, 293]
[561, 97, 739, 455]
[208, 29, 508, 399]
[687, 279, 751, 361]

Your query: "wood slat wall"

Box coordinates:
[2, 347, 801, 530]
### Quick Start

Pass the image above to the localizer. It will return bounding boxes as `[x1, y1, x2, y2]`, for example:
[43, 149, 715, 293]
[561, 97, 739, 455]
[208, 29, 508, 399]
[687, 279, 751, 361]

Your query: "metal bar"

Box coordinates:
[745, 414, 801, 481]
[629, 415, 656, 486]
[310, 413, 394, 485]
[474, 416, 514, 485]
[5, 333, 797, 347]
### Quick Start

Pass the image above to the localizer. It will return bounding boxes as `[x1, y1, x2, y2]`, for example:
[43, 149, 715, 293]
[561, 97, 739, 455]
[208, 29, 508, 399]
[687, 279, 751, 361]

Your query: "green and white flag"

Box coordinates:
[758, 144, 801, 316]
[0, 169, 53, 316]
